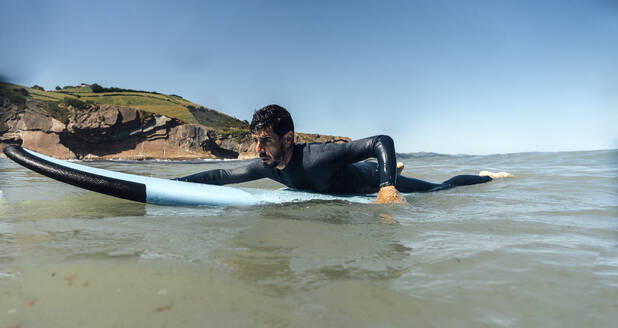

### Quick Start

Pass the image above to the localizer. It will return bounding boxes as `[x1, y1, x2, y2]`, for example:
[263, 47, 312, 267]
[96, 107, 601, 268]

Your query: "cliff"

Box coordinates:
[0, 83, 350, 160]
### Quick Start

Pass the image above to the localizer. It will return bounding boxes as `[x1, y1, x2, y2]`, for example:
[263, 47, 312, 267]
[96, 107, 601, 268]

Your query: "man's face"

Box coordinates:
[252, 128, 285, 168]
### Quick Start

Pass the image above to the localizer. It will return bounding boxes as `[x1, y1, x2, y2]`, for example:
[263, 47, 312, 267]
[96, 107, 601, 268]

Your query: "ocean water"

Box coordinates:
[0, 150, 616, 327]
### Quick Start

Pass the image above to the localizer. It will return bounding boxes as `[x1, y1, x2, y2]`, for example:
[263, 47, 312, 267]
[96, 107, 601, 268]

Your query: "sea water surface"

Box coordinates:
[0, 150, 616, 327]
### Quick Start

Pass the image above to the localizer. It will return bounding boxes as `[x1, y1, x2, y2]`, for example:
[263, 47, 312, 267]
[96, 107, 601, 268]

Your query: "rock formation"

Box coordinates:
[1, 97, 350, 160]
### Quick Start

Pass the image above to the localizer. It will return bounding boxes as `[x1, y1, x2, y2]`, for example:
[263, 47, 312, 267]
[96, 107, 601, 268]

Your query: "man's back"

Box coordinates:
[272, 141, 382, 194]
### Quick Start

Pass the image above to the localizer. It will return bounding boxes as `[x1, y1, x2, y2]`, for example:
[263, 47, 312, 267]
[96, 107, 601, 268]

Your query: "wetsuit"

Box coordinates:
[176, 135, 492, 194]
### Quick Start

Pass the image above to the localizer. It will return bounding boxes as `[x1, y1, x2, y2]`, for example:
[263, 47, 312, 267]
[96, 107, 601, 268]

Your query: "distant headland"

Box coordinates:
[0, 82, 349, 160]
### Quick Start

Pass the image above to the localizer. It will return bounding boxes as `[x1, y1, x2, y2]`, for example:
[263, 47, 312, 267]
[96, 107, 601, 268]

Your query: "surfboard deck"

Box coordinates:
[3, 145, 374, 206]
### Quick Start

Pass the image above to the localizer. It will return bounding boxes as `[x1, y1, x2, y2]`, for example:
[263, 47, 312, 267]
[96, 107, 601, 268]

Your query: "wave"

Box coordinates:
[396, 152, 452, 159]
[398, 148, 617, 160]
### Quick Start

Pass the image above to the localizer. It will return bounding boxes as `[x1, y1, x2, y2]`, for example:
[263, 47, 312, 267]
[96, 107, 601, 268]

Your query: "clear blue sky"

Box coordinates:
[1, 0, 616, 154]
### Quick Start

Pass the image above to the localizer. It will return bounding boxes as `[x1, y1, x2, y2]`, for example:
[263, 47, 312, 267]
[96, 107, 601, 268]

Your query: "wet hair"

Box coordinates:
[250, 104, 294, 137]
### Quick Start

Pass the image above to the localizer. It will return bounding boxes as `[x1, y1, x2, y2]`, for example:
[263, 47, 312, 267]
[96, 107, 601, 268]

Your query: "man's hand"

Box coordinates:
[374, 185, 407, 204]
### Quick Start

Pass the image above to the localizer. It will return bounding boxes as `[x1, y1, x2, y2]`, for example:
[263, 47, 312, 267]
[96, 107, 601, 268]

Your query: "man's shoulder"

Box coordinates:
[297, 141, 352, 167]
[300, 140, 348, 153]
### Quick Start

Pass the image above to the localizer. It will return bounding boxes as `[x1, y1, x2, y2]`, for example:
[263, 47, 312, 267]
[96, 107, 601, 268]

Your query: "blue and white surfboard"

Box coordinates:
[3, 145, 373, 206]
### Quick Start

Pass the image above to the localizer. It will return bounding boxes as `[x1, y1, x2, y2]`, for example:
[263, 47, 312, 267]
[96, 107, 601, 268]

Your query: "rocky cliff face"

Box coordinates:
[0, 97, 350, 160]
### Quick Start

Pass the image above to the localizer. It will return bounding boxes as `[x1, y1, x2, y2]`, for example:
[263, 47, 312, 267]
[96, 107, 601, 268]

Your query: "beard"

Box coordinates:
[259, 148, 284, 168]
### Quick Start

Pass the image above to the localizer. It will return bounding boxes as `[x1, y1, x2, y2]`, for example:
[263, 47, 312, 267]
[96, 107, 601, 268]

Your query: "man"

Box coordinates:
[176, 105, 510, 204]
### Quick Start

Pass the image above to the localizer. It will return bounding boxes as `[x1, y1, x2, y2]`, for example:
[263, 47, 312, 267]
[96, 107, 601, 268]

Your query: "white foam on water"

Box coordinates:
[0, 272, 19, 279]
[246, 188, 375, 204]
[140, 250, 166, 259]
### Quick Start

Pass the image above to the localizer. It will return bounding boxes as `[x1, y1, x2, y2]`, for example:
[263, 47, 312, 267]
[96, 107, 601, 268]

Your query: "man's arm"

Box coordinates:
[317, 135, 405, 203]
[174, 159, 271, 185]
[319, 135, 397, 186]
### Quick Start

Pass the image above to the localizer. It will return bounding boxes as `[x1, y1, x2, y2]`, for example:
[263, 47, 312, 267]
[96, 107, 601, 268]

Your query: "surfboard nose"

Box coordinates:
[3, 144, 18, 155]
[3, 145, 23, 162]
[3, 145, 148, 203]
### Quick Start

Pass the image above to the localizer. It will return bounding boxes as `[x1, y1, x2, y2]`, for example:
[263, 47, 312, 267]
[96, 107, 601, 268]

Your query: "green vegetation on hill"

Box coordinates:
[0, 84, 29, 111]
[187, 105, 248, 130]
[55, 86, 93, 93]
[0, 82, 249, 133]
[90, 83, 165, 95]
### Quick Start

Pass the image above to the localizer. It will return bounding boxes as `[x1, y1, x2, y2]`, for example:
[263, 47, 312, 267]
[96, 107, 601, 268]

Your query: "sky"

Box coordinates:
[1, 0, 616, 154]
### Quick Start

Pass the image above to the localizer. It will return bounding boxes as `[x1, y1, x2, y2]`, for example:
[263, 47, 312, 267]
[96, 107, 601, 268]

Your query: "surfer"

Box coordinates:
[176, 105, 512, 204]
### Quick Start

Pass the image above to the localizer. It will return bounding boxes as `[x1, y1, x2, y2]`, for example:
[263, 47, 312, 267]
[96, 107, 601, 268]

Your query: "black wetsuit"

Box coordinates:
[176, 135, 492, 194]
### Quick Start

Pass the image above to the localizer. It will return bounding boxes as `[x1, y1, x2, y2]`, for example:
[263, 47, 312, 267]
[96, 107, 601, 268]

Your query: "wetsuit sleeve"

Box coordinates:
[315, 135, 397, 188]
[173, 159, 271, 185]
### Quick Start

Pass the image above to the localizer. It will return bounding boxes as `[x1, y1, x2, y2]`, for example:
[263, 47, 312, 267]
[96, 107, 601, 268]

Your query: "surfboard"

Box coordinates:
[3, 145, 373, 206]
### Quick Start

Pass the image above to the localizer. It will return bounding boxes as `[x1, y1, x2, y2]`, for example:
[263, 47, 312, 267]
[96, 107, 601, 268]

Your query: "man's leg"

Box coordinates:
[395, 174, 492, 193]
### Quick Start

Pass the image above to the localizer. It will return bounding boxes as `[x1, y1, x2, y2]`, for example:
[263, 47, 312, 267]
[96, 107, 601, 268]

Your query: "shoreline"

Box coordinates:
[0, 143, 259, 161]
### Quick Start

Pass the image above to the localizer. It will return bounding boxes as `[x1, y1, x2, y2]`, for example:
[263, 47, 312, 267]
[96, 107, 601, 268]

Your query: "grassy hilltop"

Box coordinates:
[0, 82, 250, 139]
